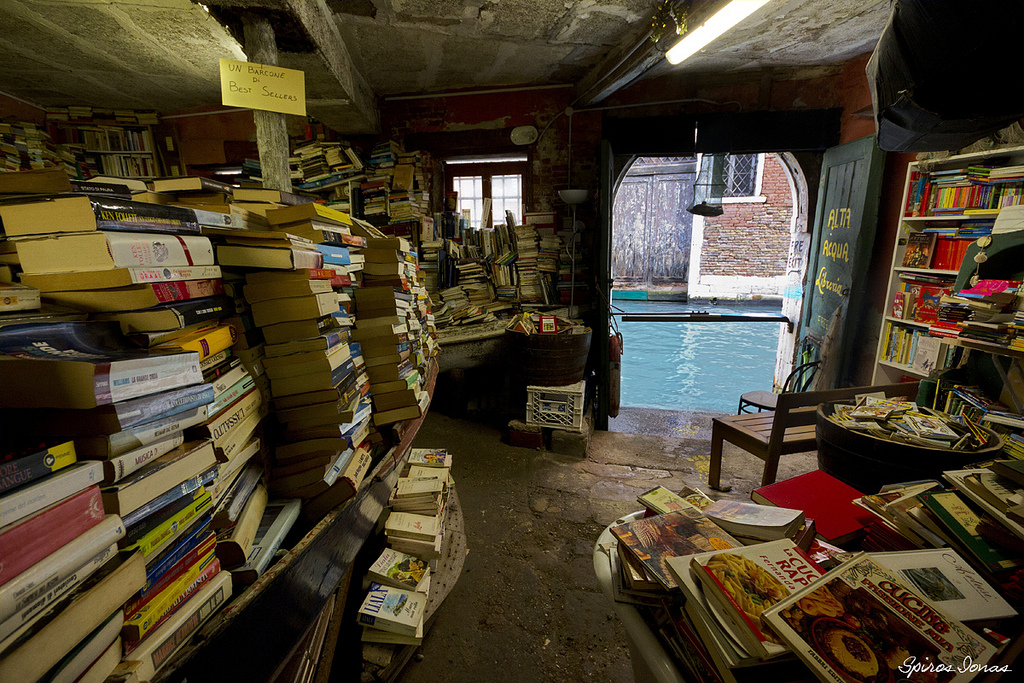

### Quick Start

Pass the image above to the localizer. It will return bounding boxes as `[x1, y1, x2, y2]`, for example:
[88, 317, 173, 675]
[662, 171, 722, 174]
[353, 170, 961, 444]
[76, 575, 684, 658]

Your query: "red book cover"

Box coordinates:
[0, 485, 104, 585]
[913, 284, 950, 323]
[151, 278, 224, 303]
[751, 470, 872, 545]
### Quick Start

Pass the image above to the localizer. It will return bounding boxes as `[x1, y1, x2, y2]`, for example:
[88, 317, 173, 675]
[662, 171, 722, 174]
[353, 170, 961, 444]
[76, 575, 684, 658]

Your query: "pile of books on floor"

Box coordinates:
[358, 447, 452, 649]
[0, 119, 66, 172]
[605, 476, 1021, 683]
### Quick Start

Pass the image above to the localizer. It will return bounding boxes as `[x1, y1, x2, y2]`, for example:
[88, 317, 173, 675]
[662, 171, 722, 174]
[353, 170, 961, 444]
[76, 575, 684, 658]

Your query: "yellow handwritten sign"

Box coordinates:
[219, 58, 305, 116]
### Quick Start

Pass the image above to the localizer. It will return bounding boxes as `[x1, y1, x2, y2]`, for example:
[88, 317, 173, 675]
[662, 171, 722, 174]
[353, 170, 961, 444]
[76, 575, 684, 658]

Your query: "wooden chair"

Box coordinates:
[737, 360, 820, 414]
[708, 381, 919, 490]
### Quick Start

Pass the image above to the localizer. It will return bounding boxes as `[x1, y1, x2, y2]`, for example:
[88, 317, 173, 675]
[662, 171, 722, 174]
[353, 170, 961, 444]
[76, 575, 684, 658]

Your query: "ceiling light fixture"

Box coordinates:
[665, 0, 771, 65]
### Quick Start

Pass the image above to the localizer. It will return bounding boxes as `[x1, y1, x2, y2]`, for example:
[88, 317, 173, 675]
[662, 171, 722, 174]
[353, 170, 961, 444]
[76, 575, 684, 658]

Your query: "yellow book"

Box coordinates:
[123, 490, 212, 556]
[152, 324, 237, 361]
[121, 554, 220, 643]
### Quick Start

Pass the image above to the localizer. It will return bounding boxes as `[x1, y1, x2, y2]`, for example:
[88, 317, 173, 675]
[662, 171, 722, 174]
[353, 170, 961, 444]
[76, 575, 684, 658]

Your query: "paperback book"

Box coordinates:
[610, 508, 741, 590]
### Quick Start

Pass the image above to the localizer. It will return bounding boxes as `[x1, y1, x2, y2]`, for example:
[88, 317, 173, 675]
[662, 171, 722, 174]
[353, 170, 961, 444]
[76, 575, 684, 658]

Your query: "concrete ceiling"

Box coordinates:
[0, 0, 890, 134]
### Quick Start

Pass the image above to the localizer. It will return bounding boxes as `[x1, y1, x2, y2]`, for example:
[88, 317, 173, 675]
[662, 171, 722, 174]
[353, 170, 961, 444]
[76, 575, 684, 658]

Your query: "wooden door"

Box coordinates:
[801, 135, 886, 388]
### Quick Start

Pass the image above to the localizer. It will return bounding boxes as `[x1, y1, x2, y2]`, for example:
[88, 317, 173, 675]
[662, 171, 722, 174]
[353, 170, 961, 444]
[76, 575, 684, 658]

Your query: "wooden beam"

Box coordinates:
[242, 15, 292, 192]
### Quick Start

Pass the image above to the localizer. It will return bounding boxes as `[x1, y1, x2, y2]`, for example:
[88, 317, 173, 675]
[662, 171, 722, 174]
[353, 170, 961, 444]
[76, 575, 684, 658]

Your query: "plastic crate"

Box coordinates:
[526, 380, 585, 431]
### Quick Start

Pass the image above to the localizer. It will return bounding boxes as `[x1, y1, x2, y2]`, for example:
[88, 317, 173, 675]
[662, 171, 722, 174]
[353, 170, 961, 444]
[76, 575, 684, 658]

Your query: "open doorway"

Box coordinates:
[608, 153, 810, 421]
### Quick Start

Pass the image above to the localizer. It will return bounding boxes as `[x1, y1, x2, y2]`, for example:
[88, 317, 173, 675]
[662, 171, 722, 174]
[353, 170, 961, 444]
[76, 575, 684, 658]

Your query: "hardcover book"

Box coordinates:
[21, 264, 223, 293]
[43, 278, 224, 313]
[681, 538, 824, 659]
[762, 553, 994, 683]
[609, 508, 741, 590]
[901, 231, 936, 268]
[357, 582, 426, 636]
[231, 498, 301, 586]
[751, 469, 872, 545]
[919, 490, 1024, 573]
[873, 548, 1017, 623]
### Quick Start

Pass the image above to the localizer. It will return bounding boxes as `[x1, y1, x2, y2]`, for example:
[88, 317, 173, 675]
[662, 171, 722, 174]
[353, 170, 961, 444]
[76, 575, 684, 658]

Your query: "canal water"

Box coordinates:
[615, 299, 783, 414]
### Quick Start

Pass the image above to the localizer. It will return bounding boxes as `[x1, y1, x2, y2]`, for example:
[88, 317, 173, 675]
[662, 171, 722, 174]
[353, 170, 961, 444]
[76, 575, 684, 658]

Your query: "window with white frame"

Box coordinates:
[445, 155, 528, 228]
[722, 153, 762, 199]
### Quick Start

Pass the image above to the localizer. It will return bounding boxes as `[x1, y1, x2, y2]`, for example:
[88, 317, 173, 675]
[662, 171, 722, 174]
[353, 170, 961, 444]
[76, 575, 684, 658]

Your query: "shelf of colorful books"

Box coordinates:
[883, 315, 928, 328]
[152, 361, 439, 683]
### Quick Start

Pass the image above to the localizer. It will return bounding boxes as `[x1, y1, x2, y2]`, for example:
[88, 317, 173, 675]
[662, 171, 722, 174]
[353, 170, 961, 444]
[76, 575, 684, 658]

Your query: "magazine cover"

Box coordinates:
[763, 553, 994, 683]
[684, 539, 823, 659]
[610, 508, 740, 590]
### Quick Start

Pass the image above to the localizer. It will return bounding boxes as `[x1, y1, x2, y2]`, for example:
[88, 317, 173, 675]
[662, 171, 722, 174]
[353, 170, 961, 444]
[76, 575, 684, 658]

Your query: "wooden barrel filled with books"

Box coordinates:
[815, 402, 1004, 493]
[508, 327, 592, 387]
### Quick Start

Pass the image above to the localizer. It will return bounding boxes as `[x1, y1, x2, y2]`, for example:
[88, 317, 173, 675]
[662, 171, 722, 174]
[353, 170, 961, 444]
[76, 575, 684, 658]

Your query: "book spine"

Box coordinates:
[0, 440, 77, 494]
[145, 278, 225, 305]
[126, 533, 217, 618]
[104, 434, 185, 484]
[128, 264, 222, 284]
[0, 461, 104, 528]
[101, 354, 202, 406]
[209, 376, 257, 418]
[160, 323, 235, 360]
[196, 387, 261, 442]
[0, 542, 118, 645]
[106, 232, 215, 268]
[0, 486, 105, 585]
[0, 513, 124, 623]
[122, 555, 221, 644]
[125, 492, 212, 557]
[119, 465, 217, 528]
[90, 197, 201, 234]
[130, 570, 231, 681]
[111, 383, 215, 431]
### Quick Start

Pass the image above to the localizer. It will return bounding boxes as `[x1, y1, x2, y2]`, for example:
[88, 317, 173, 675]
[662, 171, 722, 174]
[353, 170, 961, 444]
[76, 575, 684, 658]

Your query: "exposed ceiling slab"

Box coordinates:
[0, 0, 891, 135]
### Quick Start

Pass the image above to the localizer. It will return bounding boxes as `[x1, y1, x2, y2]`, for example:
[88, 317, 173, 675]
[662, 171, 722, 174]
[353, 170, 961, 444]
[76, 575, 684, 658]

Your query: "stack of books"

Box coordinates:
[358, 448, 441, 647]
[382, 448, 451, 561]
[0, 326, 231, 682]
[352, 237, 431, 427]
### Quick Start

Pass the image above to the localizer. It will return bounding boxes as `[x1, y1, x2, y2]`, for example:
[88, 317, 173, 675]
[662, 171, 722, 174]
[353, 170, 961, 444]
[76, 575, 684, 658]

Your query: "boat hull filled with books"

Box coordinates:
[815, 402, 1003, 493]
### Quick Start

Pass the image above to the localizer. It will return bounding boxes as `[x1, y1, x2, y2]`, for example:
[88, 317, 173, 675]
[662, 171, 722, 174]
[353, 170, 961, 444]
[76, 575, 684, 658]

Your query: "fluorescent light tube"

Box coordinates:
[665, 0, 771, 65]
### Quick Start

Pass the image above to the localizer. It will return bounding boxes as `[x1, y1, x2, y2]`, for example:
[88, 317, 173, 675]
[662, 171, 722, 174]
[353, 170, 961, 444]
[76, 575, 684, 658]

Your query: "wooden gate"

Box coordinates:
[612, 158, 695, 287]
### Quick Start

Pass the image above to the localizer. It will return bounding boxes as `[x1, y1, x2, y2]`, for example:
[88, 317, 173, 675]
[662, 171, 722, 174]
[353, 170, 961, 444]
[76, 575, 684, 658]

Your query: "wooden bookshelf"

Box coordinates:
[47, 116, 162, 180]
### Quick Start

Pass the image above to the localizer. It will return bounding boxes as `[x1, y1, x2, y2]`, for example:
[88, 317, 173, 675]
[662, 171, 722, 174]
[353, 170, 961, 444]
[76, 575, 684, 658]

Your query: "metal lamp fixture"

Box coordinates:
[665, 0, 771, 65]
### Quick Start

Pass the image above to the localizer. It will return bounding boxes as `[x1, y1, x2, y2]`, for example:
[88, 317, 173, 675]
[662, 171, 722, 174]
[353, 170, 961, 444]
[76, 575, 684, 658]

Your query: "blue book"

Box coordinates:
[317, 244, 351, 265]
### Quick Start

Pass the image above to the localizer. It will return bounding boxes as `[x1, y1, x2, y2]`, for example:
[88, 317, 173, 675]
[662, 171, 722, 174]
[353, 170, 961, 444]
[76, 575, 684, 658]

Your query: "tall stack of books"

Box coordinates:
[249, 202, 376, 523]
[511, 216, 543, 303]
[352, 240, 429, 427]
[0, 323, 230, 682]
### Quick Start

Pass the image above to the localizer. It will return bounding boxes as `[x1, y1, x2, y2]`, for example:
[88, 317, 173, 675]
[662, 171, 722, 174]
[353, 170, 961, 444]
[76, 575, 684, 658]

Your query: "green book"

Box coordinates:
[919, 491, 1024, 573]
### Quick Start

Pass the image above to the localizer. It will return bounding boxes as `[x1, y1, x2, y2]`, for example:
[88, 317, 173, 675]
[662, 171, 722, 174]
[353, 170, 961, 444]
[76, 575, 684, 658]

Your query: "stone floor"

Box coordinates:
[393, 405, 818, 683]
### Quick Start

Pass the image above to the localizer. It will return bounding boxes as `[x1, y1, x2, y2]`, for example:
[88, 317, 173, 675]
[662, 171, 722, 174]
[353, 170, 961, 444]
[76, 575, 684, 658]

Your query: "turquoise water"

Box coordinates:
[615, 300, 783, 414]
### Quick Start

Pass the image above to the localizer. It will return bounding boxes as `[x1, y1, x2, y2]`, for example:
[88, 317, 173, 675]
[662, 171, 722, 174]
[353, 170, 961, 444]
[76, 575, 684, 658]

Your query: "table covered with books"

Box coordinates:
[595, 480, 1024, 683]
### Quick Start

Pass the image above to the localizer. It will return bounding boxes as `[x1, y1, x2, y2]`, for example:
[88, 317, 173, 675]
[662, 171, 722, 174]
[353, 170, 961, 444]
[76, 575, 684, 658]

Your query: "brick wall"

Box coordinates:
[700, 154, 793, 278]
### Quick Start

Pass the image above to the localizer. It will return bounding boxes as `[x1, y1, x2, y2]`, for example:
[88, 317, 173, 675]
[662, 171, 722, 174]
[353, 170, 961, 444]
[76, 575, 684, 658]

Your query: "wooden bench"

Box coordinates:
[708, 381, 919, 490]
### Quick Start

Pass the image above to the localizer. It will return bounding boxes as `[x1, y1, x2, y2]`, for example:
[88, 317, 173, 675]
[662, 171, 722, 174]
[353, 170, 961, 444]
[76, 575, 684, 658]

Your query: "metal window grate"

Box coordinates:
[723, 154, 758, 197]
